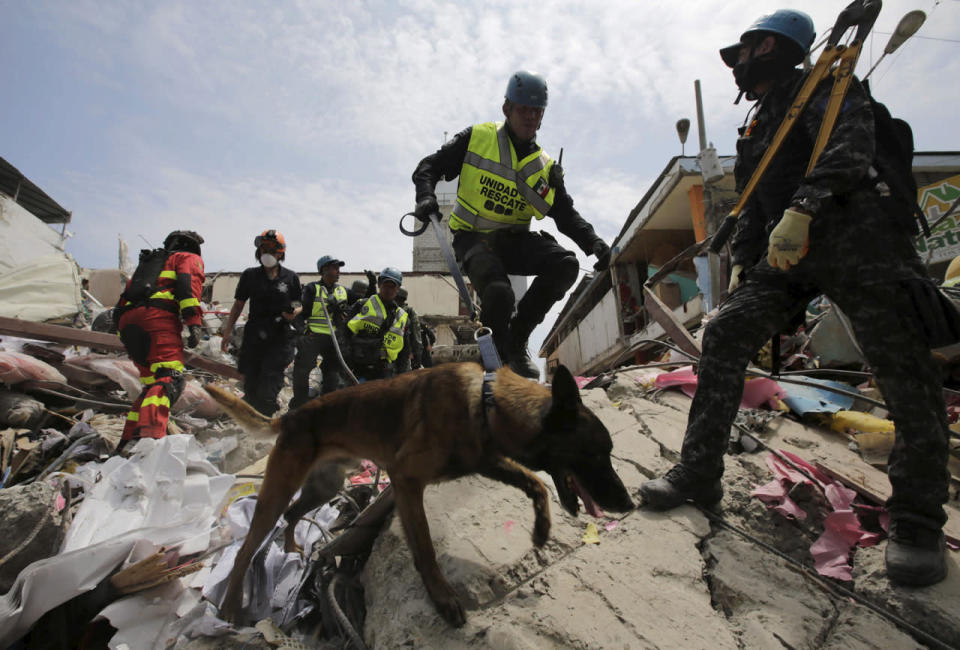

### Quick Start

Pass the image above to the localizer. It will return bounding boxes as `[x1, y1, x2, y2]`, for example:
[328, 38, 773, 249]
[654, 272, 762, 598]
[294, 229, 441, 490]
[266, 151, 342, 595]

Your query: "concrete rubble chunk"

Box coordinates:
[0, 480, 64, 593]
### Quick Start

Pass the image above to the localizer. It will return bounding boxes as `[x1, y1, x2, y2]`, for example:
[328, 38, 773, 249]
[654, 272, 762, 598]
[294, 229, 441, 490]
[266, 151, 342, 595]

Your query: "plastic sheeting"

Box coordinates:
[64, 436, 233, 553]
[202, 495, 338, 624]
[0, 436, 235, 648]
[779, 377, 857, 416]
[654, 365, 786, 409]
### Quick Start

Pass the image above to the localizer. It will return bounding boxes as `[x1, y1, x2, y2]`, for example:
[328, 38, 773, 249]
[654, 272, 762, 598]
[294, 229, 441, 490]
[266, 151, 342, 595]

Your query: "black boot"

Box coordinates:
[507, 319, 540, 380]
[639, 464, 723, 511]
[885, 519, 947, 587]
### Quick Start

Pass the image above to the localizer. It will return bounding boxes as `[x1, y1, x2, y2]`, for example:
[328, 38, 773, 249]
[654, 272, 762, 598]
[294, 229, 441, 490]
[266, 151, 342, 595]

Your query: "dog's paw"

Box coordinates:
[532, 516, 550, 548]
[218, 592, 243, 626]
[435, 593, 467, 627]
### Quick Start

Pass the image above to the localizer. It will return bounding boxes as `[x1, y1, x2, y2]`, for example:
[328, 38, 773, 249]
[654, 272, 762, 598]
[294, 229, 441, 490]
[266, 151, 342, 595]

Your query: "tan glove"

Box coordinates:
[728, 264, 744, 294]
[767, 208, 812, 270]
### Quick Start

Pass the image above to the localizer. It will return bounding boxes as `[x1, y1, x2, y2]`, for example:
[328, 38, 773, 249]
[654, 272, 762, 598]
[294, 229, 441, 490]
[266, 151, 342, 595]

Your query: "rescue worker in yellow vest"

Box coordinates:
[347, 267, 408, 382]
[412, 70, 611, 380]
[290, 255, 372, 408]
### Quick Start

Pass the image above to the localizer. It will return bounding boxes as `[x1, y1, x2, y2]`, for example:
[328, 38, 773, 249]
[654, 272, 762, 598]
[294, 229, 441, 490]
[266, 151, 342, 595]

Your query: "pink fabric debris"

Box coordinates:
[752, 450, 878, 581]
[0, 350, 66, 384]
[653, 365, 785, 409]
[175, 380, 222, 418]
[811, 510, 866, 579]
[348, 459, 390, 487]
[64, 355, 141, 399]
[574, 376, 596, 389]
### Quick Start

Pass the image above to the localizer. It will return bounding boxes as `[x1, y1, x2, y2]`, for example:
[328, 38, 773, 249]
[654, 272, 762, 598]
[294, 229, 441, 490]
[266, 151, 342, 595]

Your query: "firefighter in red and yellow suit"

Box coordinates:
[115, 230, 205, 447]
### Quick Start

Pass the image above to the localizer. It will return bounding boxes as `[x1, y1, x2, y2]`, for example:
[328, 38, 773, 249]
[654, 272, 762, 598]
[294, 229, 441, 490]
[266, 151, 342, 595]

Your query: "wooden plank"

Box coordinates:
[0, 316, 242, 380]
[816, 457, 960, 546]
[642, 286, 701, 360]
[236, 454, 270, 478]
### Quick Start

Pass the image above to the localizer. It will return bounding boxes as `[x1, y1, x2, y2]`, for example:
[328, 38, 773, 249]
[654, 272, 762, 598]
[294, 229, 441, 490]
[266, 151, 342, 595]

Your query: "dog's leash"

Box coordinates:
[400, 210, 503, 385]
[316, 286, 360, 386]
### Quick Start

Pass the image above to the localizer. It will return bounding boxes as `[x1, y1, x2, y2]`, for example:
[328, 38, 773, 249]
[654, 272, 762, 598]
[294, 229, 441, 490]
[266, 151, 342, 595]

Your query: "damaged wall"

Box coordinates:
[0, 194, 81, 321]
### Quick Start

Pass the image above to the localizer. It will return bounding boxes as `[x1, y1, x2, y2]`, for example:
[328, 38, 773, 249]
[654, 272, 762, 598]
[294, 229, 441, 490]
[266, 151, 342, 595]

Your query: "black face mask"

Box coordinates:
[733, 55, 794, 101]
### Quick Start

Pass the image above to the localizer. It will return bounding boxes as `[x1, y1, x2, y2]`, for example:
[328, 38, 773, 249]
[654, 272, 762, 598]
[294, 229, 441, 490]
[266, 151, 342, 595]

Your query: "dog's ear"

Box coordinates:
[550, 365, 582, 410]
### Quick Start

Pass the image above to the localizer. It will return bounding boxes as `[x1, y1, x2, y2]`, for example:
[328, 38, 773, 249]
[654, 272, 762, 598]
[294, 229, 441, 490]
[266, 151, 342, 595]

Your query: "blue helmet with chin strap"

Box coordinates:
[720, 9, 815, 67]
[505, 71, 548, 108]
[316, 255, 345, 273]
[378, 267, 403, 287]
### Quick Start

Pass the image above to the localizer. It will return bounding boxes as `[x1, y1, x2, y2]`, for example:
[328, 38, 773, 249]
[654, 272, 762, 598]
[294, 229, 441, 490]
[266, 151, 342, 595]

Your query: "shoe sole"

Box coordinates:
[886, 563, 948, 587]
[639, 486, 723, 512]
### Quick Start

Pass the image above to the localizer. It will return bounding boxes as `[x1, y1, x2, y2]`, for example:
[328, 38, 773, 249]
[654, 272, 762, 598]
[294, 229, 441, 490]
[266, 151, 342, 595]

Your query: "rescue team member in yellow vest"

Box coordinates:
[289, 255, 375, 408]
[412, 71, 611, 380]
[347, 267, 408, 382]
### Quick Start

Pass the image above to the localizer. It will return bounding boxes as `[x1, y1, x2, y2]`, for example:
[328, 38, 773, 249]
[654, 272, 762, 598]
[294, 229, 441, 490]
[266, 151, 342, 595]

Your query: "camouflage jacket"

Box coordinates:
[730, 68, 883, 269]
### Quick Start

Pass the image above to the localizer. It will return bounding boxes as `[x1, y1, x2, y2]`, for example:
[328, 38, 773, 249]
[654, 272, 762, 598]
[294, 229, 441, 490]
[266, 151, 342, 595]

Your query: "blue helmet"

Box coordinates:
[378, 267, 403, 286]
[316, 255, 345, 273]
[720, 9, 815, 67]
[505, 71, 548, 108]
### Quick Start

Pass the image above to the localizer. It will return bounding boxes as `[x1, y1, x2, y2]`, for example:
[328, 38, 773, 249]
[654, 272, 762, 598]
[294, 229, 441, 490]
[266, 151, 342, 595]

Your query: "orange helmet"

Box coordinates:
[254, 229, 286, 260]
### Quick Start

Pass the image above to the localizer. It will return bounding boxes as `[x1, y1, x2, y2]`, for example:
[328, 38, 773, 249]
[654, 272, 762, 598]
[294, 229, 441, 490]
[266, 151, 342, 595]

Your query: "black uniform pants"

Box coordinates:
[291, 332, 343, 408]
[238, 335, 295, 416]
[452, 229, 579, 355]
[679, 262, 950, 528]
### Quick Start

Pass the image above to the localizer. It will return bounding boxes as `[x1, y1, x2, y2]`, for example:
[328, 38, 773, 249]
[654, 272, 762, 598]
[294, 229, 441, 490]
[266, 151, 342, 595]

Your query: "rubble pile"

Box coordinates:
[1, 301, 959, 649]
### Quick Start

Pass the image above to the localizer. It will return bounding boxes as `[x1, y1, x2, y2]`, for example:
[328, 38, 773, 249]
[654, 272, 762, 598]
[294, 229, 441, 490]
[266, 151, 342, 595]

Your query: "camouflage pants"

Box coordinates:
[680, 262, 951, 527]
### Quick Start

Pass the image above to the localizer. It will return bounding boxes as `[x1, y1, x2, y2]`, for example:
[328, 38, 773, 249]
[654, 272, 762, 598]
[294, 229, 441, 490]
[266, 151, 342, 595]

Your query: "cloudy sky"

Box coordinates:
[4, 0, 960, 360]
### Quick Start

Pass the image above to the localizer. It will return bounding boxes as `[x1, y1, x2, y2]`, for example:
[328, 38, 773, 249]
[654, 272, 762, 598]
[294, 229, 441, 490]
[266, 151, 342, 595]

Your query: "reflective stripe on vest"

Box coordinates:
[307, 283, 348, 334]
[348, 294, 388, 335]
[347, 296, 407, 361]
[450, 121, 556, 233]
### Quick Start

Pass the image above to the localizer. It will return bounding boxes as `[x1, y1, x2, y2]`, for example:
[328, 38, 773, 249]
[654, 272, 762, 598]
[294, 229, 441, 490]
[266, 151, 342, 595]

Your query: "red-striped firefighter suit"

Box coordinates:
[117, 251, 204, 441]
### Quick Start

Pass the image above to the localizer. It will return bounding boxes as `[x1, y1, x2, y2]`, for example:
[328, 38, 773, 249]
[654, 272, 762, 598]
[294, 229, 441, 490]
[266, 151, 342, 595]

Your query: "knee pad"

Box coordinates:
[483, 281, 515, 313]
[119, 324, 151, 367]
[481, 281, 515, 330]
[552, 255, 580, 296]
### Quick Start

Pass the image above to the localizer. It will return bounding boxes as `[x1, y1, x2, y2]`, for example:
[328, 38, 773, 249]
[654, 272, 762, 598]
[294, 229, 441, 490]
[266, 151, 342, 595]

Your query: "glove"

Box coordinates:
[592, 240, 611, 271]
[728, 264, 744, 294]
[414, 195, 439, 223]
[186, 325, 203, 349]
[767, 208, 812, 270]
[365, 269, 377, 287]
[548, 162, 565, 190]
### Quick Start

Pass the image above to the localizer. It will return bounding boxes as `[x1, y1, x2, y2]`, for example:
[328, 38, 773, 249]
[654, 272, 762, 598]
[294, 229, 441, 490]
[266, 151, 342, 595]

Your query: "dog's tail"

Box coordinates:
[204, 384, 280, 438]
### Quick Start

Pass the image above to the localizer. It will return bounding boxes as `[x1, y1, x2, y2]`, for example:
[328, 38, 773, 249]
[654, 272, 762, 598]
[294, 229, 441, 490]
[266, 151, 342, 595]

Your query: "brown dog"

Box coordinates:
[205, 363, 633, 627]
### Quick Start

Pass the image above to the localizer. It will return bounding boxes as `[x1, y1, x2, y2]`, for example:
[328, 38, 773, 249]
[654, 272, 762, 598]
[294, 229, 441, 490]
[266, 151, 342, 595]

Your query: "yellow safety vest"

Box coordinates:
[307, 283, 348, 335]
[347, 295, 408, 362]
[449, 121, 557, 233]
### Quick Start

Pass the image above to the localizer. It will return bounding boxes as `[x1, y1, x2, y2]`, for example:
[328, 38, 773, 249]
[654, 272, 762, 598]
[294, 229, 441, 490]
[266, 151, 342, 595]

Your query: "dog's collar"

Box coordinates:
[482, 371, 497, 411]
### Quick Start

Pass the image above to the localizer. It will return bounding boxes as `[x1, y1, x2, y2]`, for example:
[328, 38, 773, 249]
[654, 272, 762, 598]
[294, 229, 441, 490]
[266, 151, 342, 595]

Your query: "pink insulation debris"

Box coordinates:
[0, 350, 67, 384]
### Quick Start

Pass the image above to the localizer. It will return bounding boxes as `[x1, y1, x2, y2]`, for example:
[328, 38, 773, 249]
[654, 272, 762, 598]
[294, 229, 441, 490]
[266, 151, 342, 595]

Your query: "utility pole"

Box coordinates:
[694, 80, 726, 310]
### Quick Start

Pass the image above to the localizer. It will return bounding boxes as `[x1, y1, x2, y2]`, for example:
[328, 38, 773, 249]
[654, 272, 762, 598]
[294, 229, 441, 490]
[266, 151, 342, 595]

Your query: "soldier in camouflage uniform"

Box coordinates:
[639, 9, 950, 587]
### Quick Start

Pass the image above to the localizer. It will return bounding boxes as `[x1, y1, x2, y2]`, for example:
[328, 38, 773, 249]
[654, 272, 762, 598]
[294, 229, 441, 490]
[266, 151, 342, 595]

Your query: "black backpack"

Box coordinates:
[864, 79, 929, 237]
[122, 248, 172, 305]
